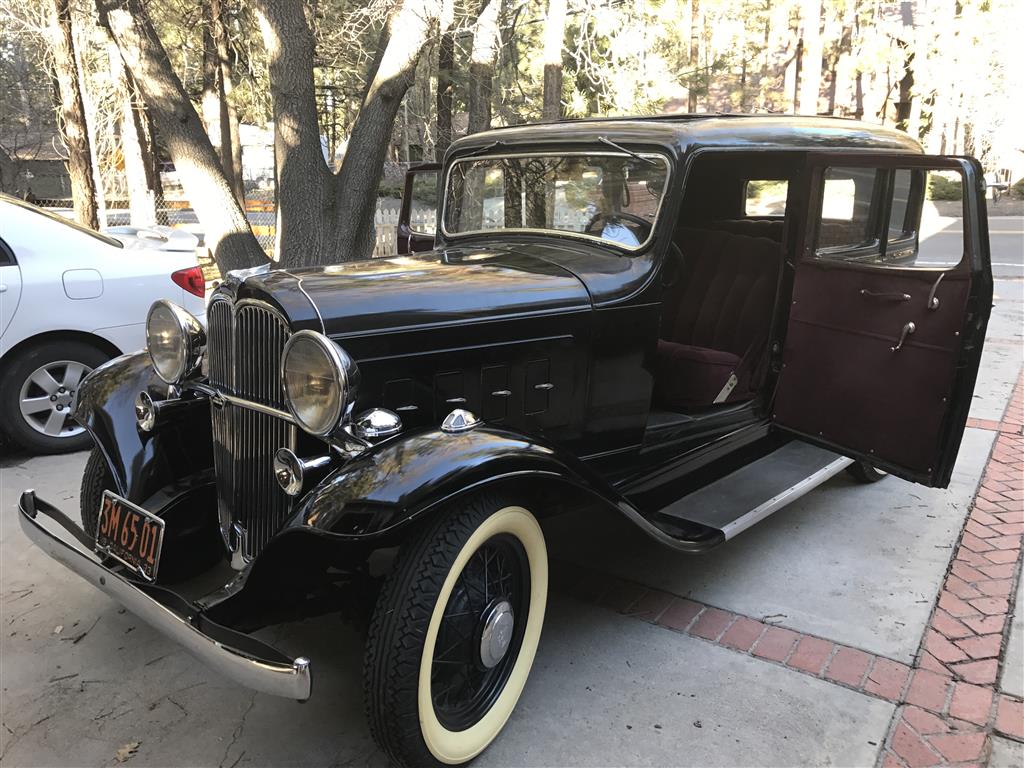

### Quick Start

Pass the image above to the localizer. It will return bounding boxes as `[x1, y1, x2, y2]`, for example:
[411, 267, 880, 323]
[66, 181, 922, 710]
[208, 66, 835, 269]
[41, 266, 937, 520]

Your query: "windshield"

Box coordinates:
[442, 151, 670, 251]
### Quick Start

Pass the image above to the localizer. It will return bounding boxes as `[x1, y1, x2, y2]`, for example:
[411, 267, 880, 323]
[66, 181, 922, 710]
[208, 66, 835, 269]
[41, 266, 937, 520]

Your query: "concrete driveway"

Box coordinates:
[1, 228, 1022, 766]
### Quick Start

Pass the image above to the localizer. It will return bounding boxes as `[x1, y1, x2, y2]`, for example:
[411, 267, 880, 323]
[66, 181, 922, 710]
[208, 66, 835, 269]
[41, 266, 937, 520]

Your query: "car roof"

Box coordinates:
[448, 114, 922, 161]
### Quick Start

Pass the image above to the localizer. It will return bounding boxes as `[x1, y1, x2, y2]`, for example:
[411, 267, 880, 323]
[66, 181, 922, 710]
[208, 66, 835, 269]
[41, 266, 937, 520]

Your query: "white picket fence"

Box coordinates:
[372, 204, 436, 257]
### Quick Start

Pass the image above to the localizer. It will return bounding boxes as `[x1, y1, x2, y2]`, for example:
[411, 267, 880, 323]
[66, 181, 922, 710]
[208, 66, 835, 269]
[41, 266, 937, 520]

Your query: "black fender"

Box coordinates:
[285, 426, 632, 541]
[74, 352, 213, 507]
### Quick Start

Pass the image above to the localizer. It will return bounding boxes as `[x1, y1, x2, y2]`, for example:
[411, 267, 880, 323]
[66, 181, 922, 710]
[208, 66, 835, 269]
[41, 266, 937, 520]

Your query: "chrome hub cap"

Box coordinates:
[18, 361, 91, 438]
[479, 599, 515, 669]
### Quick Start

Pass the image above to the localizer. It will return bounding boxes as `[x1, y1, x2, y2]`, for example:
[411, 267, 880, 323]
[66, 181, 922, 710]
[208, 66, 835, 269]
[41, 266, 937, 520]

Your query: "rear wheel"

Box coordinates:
[846, 460, 888, 484]
[364, 494, 548, 767]
[0, 340, 109, 454]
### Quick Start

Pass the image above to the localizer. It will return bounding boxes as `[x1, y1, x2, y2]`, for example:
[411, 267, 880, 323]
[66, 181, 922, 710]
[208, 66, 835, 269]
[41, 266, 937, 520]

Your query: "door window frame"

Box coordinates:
[799, 152, 986, 276]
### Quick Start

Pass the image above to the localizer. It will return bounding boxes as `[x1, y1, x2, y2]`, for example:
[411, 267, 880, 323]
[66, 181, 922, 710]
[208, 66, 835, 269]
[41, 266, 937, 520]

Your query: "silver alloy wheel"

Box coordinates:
[18, 360, 91, 438]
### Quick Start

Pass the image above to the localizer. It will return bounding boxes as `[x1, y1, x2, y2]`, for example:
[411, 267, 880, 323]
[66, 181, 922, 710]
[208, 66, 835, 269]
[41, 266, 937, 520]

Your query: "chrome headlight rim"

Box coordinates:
[280, 330, 358, 438]
[146, 299, 205, 385]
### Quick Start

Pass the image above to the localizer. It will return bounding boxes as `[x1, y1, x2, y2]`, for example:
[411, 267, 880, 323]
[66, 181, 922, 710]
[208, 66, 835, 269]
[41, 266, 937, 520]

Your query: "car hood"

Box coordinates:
[234, 244, 592, 337]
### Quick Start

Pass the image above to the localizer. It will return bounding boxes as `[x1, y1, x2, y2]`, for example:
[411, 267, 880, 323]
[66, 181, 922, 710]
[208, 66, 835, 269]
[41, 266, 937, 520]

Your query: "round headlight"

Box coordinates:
[281, 331, 359, 437]
[146, 300, 205, 384]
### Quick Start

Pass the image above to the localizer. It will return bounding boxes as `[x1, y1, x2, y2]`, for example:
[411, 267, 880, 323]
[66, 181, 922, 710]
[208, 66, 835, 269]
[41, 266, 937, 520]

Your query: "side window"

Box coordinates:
[407, 170, 439, 235]
[815, 165, 956, 269]
[0, 237, 14, 266]
[817, 167, 880, 251]
[743, 179, 789, 216]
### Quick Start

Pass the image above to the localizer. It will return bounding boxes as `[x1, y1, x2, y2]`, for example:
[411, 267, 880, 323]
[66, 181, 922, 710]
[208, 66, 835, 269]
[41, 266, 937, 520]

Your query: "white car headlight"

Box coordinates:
[146, 300, 205, 385]
[281, 330, 359, 437]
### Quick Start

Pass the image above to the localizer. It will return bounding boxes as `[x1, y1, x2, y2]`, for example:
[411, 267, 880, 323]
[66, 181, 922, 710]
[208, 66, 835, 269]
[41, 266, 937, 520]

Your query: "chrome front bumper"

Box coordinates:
[17, 490, 312, 701]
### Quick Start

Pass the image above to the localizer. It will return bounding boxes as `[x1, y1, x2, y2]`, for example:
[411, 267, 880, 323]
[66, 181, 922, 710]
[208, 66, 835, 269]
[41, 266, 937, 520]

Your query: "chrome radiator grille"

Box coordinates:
[207, 299, 296, 561]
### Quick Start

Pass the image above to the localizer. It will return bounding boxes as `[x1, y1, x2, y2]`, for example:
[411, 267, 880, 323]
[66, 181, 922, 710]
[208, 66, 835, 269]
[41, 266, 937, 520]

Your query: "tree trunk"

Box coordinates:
[96, 0, 266, 272]
[894, 42, 915, 134]
[74, 22, 107, 226]
[202, 0, 244, 203]
[435, 0, 455, 155]
[687, 0, 700, 112]
[48, 0, 100, 229]
[468, 0, 499, 134]
[0, 148, 18, 194]
[798, 0, 822, 114]
[542, 0, 566, 121]
[108, 42, 157, 226]
[329, 0, 443, 263]
[253, 0, 334, 262]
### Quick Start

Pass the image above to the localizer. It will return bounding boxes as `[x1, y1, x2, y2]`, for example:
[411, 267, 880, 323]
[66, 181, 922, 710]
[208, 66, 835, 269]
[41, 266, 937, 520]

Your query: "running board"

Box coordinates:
[655, 441, 853, 541]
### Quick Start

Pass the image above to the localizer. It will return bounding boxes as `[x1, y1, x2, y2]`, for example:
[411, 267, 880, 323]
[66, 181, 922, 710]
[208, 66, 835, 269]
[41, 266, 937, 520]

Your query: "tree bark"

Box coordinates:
[797, 0, 822, 114]
[253, 0, 334, 263]
[108, 42, 157, 226]
[0, 148, 18, 194]
[468, 0, 499, 134]
[329, 0, 443, 263]
[96, 0, 266, 272]
[542, 0, 566, 121]
[202, 0, 244, 202]
[687, 0, 700, 112]
[435, 0, 455, 155]
[48, 0, 100, 229]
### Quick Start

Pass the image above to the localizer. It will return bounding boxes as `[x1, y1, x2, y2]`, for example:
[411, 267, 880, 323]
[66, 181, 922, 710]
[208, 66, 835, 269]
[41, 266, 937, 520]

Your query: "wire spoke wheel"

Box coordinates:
[364, 496, 548, 768]
[430, 534, 530, 731]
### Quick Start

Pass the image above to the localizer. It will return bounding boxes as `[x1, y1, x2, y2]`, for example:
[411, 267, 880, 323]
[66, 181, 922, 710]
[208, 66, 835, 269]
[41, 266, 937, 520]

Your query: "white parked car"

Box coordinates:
[0, 194, 206, 454]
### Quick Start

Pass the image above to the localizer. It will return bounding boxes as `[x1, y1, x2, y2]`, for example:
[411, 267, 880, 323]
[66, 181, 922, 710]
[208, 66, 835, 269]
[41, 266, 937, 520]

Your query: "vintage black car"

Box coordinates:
[19, 115, 992, 766]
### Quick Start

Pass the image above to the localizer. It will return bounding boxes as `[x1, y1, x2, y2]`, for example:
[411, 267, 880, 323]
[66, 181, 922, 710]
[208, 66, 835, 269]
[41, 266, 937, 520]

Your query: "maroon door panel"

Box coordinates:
[774, 154, 992, 487]
[774, 265, 970, 472]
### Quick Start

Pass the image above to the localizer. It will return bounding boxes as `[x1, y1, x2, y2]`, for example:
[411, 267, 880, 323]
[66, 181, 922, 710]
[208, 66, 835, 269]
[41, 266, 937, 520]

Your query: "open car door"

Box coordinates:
[774, 154, 992, 488]
[397, 163, 440, 254]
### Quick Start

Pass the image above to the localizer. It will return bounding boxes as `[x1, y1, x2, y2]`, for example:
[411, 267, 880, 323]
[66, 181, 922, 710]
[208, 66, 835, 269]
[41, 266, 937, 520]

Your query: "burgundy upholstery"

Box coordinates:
[706, 218, 785, 242]
[652, 341, 741, 410]
[654, 228, 782, 410]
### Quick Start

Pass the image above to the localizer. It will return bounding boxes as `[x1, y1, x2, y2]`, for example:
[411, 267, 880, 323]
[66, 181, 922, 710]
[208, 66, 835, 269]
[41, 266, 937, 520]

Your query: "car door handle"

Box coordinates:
[860, 289, 911, 302]
[927, 273, 944, 310]
[0, 284, 7, 293]
[891, 322, 916, 352]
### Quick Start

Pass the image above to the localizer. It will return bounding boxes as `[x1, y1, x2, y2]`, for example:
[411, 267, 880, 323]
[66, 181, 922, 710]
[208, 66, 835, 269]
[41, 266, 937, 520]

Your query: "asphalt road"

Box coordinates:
[921, 214, 1023, 278]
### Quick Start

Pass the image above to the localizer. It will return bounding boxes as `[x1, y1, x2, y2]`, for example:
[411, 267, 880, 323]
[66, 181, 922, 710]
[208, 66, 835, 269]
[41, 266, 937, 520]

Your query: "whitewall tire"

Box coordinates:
[364, 494, 548, 767]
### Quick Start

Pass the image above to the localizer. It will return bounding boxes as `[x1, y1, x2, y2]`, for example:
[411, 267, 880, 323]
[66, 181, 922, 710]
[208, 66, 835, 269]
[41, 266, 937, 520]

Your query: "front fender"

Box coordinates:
[74, 352, 213, 506]
[287, 427, 626, 539]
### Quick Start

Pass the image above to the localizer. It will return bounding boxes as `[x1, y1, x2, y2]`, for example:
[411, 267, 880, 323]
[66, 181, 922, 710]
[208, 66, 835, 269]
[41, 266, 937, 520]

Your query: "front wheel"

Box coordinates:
[364, 494, 548, 767]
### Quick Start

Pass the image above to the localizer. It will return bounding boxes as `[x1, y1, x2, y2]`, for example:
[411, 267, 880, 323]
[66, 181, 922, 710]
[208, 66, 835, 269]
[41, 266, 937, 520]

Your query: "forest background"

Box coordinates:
[1, 0, 1021, 270]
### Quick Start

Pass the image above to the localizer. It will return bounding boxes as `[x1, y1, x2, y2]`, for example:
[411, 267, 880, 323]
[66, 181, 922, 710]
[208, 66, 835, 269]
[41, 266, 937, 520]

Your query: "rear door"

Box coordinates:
[774, 154, 992, 487]
[0, 237, 22, 341]
[398, 163, 440, 254]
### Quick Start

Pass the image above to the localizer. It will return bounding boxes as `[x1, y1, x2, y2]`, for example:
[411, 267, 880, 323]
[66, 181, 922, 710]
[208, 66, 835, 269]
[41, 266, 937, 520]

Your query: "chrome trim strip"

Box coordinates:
[18, 492, 311, 701]
[219, 392, 296, 424]
[720, 455, 854, 540]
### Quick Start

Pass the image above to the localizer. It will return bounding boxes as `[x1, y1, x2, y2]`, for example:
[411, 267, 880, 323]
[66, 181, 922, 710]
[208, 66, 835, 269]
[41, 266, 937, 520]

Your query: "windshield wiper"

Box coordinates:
[598, 136, 657, 165]
[462, 140, 506, 158]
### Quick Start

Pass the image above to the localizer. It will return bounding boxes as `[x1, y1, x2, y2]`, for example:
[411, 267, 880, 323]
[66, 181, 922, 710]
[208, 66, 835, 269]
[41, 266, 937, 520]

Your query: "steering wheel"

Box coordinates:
[583, 211, 652, 241]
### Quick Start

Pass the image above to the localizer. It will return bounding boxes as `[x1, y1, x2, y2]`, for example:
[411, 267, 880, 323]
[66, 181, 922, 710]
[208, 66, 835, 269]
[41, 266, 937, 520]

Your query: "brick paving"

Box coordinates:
[554, 371, 1024, 767]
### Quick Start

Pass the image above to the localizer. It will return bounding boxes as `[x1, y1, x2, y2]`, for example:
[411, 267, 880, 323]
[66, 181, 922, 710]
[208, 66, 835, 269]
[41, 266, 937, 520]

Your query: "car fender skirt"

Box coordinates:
[74, 352, 213, 505]
[288, 427, 627, 539]
[18, 490, 311, 701]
